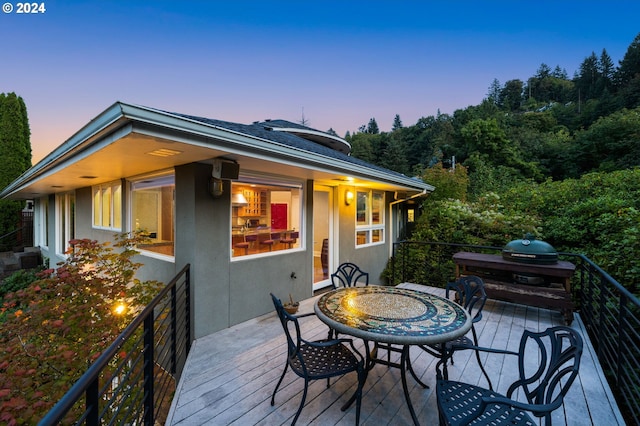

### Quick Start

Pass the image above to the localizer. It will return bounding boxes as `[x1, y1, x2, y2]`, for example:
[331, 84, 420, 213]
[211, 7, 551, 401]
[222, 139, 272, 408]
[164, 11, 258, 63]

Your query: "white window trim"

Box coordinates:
[92, 180, 122, 231]
[35, 197, 48, 249]
[355, 189, 385, 248]
[55, 192, 75, 257]
[128, 172, 175, 261]
[230, 176, 304, 262]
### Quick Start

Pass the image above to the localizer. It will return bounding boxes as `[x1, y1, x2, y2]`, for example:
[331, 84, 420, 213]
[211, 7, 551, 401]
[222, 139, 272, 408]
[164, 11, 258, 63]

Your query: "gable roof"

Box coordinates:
[1, 102, 433, 200]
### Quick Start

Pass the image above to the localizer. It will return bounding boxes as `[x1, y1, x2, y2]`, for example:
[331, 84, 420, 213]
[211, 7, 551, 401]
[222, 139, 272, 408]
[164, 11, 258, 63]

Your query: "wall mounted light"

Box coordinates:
[345, 190, 354, 206]
[209, 177, 223, 198]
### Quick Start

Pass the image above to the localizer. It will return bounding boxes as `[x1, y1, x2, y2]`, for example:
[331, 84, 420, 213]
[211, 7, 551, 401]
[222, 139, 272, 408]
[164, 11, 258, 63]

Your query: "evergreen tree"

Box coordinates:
[552, 66, 569, 79]
[392, 114, 403, 131]
[0, 93, 31, 187]
[615, 32, 640, 88]
[366, 118, 380, 134]
[576, 52, 600, 100]
[598, 49, 615, 88]
[381, 135, 409, 175]
[535, 63, 552, 79]
[0, 92, 32, 237]
[615, 33, 640, 108]
[487, 78, 501, 106]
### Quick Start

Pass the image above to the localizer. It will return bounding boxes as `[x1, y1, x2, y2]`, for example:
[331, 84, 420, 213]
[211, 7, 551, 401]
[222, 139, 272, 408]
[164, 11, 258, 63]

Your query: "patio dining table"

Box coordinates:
[314, 286, 471, 425]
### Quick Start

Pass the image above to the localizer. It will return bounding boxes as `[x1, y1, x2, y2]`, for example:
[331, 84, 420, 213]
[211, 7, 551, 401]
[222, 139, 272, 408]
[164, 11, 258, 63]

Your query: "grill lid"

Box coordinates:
[502, 233, 558, 264]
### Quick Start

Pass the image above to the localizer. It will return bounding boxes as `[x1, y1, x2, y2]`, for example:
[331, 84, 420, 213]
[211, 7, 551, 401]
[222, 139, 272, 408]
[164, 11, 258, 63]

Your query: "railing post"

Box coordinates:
[598, 274, 606, 360]
[401, 241, 407, 283]
[143, 315, 155, 426]
[185, 266, 192, 353]
[171, 285, 177, 374]
[85, 376, 99, 426]
[618, 295, 627, 388]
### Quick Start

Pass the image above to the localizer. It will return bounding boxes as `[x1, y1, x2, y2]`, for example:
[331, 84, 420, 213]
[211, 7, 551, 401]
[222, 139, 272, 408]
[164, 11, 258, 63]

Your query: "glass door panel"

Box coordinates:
[313, 186, 332, 290]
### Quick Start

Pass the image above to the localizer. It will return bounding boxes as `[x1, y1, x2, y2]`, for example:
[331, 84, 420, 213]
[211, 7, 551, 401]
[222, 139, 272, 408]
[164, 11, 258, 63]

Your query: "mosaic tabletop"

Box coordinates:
[314, 286, 471, 345]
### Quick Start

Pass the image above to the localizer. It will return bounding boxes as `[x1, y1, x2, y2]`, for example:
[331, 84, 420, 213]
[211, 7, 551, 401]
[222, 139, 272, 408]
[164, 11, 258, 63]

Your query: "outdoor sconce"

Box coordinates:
[345, 190, 354, 206]
[209, 177, 224, 198]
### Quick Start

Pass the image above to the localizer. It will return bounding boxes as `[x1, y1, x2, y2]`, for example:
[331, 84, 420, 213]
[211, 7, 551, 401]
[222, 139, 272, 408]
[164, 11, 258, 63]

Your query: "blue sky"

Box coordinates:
[2, 0, 639, 163]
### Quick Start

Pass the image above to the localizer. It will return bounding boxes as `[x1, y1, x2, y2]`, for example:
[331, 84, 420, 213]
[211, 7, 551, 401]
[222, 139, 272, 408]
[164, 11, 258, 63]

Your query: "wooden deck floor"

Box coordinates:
[166, 285, 625, 425]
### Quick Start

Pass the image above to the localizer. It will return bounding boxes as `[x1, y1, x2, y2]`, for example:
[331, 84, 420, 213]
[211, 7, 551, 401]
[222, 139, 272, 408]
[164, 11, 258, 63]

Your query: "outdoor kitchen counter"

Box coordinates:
[453, 252, 576, 291]
[453, 252, 576, 324]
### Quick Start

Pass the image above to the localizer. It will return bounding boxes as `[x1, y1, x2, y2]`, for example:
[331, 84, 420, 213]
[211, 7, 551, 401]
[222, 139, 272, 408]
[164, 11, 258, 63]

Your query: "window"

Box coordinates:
[36, 197, 49, 249]
[230, 179, 302, 258]
[131, 173, 175, 257]
[356, 190, 385, 246]
[92, 181, 122, 230]
[56, 192, 75, 256]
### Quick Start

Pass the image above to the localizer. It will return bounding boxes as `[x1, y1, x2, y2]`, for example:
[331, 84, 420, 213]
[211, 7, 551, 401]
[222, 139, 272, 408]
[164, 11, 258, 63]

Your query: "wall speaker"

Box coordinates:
[221, 161, 239, 180]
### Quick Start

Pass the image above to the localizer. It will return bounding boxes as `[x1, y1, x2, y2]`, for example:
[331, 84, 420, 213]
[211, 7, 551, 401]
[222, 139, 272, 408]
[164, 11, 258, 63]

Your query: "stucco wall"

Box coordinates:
[37, 167, 398, 341]
[335, 186, 393, 285]
[174, 164, 316, 338]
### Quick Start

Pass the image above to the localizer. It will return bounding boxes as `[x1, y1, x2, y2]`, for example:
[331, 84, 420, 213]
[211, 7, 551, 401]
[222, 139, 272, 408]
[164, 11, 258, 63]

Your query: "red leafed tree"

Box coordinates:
[0, 233, 163, 424]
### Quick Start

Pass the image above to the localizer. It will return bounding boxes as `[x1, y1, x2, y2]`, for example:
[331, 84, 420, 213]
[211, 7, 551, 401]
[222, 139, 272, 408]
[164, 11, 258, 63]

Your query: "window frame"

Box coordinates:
[230, 176, 304, 260]
[35, 196, 49, 249]
[92, 180, 122, 231]
[129, 172, 175, 261]
[55, 192, 75, 257]
[355, 189, 385, 247]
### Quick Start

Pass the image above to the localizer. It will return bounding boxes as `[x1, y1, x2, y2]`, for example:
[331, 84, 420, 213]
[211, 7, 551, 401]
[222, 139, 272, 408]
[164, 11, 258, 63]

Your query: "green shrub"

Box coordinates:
[1, 268, 40, 299]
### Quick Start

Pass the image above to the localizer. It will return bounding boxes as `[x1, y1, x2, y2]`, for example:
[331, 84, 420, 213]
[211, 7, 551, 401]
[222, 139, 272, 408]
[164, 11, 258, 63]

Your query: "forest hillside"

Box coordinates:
[347, 33, 640, 292]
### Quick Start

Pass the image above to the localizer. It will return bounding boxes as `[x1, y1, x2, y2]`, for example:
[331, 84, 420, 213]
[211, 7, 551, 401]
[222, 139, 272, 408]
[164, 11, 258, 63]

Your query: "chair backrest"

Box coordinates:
[446, 275, 487, 324]
[331, 262, 369, 289]
[270, 293, 302, 357]
[508, 326, 583, 422]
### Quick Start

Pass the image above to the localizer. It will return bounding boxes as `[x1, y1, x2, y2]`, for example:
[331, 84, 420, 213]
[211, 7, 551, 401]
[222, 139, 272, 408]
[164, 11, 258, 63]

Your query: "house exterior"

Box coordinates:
[0, 102, 433, 339]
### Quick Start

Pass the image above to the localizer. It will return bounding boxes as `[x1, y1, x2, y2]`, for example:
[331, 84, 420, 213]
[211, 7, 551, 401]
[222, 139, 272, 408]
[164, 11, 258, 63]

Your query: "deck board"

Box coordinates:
[166, 285, 625, 425]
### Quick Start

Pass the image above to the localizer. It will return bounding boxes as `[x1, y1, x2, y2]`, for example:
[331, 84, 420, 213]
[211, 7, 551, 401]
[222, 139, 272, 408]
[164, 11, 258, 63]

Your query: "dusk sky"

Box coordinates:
[2, 0, 639, 163]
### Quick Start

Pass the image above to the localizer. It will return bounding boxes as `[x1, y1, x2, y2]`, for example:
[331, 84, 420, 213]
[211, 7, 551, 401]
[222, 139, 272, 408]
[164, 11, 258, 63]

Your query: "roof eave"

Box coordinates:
[1, 102, 433, 199]
[0, 102, 128, 199]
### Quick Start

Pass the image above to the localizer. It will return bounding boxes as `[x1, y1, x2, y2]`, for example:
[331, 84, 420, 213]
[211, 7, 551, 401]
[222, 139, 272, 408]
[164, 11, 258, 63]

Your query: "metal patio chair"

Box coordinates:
[417, 275, 491, 386]
[270, 293, 365, 425]
[331, 262, 369, 289]
[436, 325, 583, 426]
[328, 262, 370, 339]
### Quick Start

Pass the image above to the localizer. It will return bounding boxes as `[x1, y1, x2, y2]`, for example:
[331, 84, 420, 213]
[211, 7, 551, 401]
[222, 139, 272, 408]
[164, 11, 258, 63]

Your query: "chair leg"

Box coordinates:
[355, 368, 364, 425]
[271, 362, 289, 405]
[292, 378, 309, 425]
[471, 327, 493, 390]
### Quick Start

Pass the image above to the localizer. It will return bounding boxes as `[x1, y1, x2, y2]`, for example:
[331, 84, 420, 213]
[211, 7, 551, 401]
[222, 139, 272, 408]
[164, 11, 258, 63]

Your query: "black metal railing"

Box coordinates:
[0, 210, 34, 252]
[0, 226, 31, 252]
[389, 241, 640, 424]
[38, 263, 191, 425]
